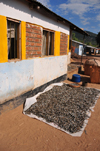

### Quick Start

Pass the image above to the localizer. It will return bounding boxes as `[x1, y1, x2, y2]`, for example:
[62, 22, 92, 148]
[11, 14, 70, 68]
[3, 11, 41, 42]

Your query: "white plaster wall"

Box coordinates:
[67, 52, 71, 64]
[0, 0, 70, 35]
[0, 56, 67, 104]
[0, 59, 35, 104]
[34, 56, 67, 88]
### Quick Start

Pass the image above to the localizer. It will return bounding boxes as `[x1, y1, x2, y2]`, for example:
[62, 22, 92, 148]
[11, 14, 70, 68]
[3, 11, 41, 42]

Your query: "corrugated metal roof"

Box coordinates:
[72, 40, 97, 49]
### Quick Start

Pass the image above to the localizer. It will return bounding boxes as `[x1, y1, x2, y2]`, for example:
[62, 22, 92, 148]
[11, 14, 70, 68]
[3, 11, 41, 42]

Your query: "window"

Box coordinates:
[7, 19, 21, 60]
[42, 30, 54, 56]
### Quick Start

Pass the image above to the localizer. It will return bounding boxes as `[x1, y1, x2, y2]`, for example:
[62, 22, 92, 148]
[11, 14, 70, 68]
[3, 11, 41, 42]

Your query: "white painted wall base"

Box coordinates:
[0, 56, 67, 104]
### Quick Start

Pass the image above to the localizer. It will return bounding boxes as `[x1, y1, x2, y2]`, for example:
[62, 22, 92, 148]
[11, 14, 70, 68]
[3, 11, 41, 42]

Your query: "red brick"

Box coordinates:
[32, 30, 41, 34]
[60, 50, 67, 53]
[28, 42, 41, 47]
[61, 40, 67, 43]
[26, 42, 30, 46]
[60, 49, 67, 52]
[61, 46, 66, 48]
[26, 46, 33, 51]
[60, 50, 67, 52]
[35, 43, 42, 47]
[26, 24, 30, 28]
[61, 47, 67, 50]
[27, 46, 41, 51]
[27, 38, 42, 43]
[61, 49, 67, 52]
[29, 42, 34, 46]
[36, 34, 42, 38]
[26, 33, 30, 37]
[26, 50, 37, 55]
[36, 51, 41, 55]
[62, 45, 67, 47]
[26, 28, 42, 35]
[30, 25, 34, 28]
[60, 47, 67, 49]
[60, 46, 67, 48]
[26, 33, 34, 37]
[60, 52, 67, 54]
[60, 33, 68, 55]
[60, 43, 67, 46]
[33, 38, 42, 43]
[60, 52, 67, 55]
[61, 38, 67, 41]
[26, 28, 33, 33]
[26, 37, 32, 41]
[26, 54, 34, 59]
[60, 39, 67, 42]
[61, 35, 67, 39]
[26, 54, 41, 59]
[26, 23, 42, 58]
[33, 47, 41, 51]
[28, 37, 42, 43]
[32, 26, 41, 30]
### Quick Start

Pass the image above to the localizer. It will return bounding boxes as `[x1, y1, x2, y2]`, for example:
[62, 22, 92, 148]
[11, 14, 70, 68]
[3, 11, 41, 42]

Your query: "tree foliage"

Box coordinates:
[72, 33, 79, 41]
[96, 32, 100, 47]
[86, 42, 92, 46]
[72, 30, 98, 47]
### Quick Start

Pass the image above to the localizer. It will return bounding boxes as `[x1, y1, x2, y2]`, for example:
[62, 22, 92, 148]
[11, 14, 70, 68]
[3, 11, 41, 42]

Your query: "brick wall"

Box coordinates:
[60, 33, 68, 55]
[26, 23, 42, 58]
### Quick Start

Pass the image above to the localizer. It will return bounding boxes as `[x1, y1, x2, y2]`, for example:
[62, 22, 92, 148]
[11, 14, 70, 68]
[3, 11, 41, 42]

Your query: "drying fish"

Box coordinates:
[25, 84, 100, 133]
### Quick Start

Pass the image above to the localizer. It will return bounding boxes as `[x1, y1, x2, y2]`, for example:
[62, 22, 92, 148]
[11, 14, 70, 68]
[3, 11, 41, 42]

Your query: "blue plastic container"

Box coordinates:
[72, 74, 81, 83]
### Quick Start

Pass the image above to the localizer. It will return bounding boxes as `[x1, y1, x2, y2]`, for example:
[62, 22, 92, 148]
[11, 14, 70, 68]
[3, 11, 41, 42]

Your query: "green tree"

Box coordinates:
[72, 33, 76, 40]
[96, 32, 100, 47]
[86, 42, 92, 46]
[72, 33, 79, 41]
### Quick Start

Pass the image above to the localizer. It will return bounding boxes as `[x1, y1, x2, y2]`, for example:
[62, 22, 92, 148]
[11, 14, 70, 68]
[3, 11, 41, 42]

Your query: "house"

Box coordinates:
[72, 40, 84, 55]
[0, 0, 88, 113]
[72, 40, 98, 55]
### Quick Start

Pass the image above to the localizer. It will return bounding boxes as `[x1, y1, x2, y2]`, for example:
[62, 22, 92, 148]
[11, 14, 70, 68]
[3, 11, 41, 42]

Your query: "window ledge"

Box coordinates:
[26, 55, 55, 60]
[41, 55, 54, 58]
[8, 59, 21, 63]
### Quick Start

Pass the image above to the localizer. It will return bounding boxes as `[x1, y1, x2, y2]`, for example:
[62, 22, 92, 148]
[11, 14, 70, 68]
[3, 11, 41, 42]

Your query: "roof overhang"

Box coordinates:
[25, 0, 88, 36]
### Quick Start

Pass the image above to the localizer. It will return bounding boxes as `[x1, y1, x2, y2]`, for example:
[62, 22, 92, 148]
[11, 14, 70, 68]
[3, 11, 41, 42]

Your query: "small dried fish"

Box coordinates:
[25, 84, 100, 133]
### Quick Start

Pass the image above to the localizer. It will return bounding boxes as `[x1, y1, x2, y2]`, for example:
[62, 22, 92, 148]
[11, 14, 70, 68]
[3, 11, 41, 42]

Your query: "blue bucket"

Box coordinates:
[72, 74, 81, 83]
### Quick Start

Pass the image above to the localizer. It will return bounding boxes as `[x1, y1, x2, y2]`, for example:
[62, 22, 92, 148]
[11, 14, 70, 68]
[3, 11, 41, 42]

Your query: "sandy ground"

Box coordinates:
[0, 78, 100, 151]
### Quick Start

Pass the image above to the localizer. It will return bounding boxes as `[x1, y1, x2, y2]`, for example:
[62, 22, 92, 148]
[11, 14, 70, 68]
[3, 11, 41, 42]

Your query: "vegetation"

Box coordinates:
[72, 33, 80, 42]
[96, 32, 100, 47]
[72, 30, 98, 47]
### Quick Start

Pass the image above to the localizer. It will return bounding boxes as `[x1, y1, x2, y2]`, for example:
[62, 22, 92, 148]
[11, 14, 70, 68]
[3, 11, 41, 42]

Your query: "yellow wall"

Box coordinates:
[67, 35, 69, 54]
[54, 31, 60, 56]
[21, 21, 26, 60]
[0, 15, 8, 63]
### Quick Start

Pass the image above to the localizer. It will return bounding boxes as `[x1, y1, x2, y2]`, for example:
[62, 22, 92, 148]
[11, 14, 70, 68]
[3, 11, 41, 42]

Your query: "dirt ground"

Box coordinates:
[0, 75, 100, 151]
[71, 54, 100, 65]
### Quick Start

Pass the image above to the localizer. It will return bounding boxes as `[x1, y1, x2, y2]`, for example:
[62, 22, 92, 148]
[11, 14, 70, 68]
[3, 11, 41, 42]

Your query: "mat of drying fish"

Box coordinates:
[23, 83, 100, 137]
